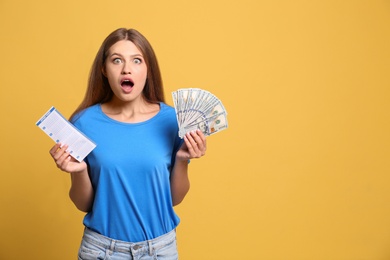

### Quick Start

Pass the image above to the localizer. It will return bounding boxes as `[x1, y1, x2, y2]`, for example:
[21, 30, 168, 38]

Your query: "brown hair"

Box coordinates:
[70, 28, 165, 120]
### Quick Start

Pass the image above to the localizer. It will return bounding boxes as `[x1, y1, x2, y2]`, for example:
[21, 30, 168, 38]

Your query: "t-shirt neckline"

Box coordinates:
[97, 102, 164, 126]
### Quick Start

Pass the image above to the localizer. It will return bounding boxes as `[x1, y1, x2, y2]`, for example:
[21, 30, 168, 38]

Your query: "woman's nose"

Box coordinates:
[121, 63, 131, 74]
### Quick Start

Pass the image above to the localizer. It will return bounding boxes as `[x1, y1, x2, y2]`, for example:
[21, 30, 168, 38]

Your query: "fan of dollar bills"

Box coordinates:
[172, 88, 228, 138]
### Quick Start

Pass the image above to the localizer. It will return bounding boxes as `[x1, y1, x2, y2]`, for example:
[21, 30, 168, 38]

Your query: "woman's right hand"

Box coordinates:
[49, 143, 87, 173]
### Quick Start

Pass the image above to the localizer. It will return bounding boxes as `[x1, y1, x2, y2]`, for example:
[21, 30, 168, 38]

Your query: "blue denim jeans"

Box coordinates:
[78, 228, 178, 260]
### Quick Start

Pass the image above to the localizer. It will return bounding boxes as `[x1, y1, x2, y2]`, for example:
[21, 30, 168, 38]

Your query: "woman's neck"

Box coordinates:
[101, 97, 160, 123]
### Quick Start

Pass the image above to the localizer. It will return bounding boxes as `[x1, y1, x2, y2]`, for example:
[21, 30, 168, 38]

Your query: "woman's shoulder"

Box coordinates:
[71, 104, 100, 124]
[160, 102, 175, 113]
[159, 102, 177, 118]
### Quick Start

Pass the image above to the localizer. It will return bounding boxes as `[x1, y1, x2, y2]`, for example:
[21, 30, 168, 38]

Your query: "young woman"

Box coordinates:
[50, 28, 206, 260]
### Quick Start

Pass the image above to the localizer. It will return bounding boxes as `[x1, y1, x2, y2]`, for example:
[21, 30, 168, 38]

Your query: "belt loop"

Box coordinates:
[148, 240, 153, 256]
[129, 245, 135, 259]
[108, 240, 115, 256]
[110, 240, 115, 251]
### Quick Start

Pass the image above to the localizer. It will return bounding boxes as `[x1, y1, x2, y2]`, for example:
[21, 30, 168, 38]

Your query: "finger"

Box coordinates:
[194, 130, 206, 148]
[184, 134, 197, 154]
[185, 132, 203, 158]
[54, 145, 71, 167]
[58, 155, 72, 170]
[52, 144, 68, 160]
[55, 150, 71, 169]
[186, 132, 199, 147]
[49, 143, 62, 156]
[190, 130, 207, 154]
[197, 130, 207, 149]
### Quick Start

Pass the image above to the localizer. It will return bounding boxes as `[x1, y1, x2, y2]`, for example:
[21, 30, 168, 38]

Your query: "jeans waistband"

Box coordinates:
[82, 228, 176, 256]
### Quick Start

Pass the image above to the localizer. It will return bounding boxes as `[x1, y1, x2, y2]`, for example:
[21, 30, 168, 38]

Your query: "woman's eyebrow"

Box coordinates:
[110, 53, 143, 58]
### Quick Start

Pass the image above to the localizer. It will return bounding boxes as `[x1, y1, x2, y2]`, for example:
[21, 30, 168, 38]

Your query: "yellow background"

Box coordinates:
[1, 0, 389, 259]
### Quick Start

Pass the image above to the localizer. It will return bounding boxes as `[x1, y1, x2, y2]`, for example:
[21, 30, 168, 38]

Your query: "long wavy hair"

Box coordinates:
[70, 28, 165, 120]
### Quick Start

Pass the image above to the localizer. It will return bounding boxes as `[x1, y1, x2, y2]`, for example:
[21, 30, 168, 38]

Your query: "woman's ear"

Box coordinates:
[101, 67, 107, 77]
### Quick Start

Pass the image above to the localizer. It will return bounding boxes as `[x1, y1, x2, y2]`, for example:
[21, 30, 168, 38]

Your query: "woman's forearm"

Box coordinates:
[170, 158, 190, 206]
[69, 169, 94, 212]
[170, 130, 207, 206]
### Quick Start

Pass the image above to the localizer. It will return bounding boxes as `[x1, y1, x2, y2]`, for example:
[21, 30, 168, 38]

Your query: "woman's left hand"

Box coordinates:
[176, 130, 207, 161]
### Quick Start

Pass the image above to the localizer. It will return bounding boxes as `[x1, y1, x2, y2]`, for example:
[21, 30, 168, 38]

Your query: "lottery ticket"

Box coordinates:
[36, 107, 96, 162]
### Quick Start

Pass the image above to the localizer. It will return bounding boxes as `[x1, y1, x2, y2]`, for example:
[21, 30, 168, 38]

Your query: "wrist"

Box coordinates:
[70, 168, 88, 176]
[175, 156, 188, 163]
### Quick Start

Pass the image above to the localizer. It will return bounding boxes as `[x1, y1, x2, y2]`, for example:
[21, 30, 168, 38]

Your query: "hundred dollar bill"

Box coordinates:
[172, 88, 228, 138]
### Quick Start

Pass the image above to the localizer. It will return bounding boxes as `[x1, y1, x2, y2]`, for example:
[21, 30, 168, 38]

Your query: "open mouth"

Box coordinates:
[121, 79, 134, 88]
[121, 79, 134, 93]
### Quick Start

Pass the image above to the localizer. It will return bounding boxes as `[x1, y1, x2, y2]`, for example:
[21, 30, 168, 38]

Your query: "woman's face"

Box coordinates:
[104, 40, 147, 104]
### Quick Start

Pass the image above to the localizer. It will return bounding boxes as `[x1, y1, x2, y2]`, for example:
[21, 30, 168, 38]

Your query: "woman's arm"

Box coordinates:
[69, 169, 94, 212]
[170, 158, 190, 206]
[170, 130, 206, 206]
[50, 143, 94, 212]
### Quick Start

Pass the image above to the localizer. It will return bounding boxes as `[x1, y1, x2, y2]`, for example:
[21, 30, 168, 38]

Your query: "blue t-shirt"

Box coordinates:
[72, 102, 182, 242]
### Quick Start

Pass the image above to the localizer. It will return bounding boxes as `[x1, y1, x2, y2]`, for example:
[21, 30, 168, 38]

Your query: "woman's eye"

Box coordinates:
[113, 58, 122, 64]
[133, 58, 142, 64]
